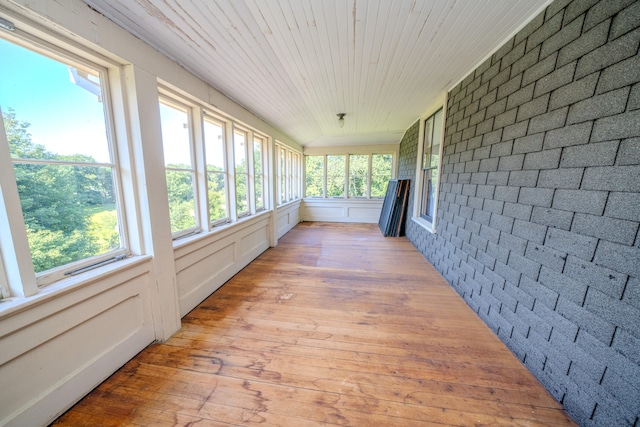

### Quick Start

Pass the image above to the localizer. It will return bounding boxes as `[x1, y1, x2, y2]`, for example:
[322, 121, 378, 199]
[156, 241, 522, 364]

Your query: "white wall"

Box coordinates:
[0, 1, 301, 425]
[276, 201, 302, 239]
[302, 199, 384, 223]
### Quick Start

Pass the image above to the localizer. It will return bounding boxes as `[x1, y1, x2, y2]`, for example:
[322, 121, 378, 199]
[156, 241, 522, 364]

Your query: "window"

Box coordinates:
[305, 155, 324, 197]
[371, 154, 393, 198]
[419, 108, 444, 224]
[276, 143, 302, 205]
[349, 154, 368, 198]
[253, 135, 266, 212]
[233, 128, 250, 217]
[304, 153, 393, 199]
[0, 35, 127, 286]
[203, 116, 229, 225]
[326, 155, 346, 197]
[292, 152, 301, 199]
[159, 99, 198, 237]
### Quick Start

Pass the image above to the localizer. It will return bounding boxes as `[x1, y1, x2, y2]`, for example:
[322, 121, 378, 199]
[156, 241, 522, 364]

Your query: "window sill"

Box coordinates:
[0, 255, 152, 319]
[411, 216, 436, 234]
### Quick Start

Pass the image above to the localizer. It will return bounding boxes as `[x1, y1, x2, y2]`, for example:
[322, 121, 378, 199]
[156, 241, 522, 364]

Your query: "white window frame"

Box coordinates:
[201, 111, 231, 227]
[232, 125, 251, 218]
[0, 31, 130, 289]
[158, 95, 200, 239]
[276, 142, 302, 205]
[413, 97, 447, 234]
[252, 133, 268, 212]
[303, 149, 396, 200]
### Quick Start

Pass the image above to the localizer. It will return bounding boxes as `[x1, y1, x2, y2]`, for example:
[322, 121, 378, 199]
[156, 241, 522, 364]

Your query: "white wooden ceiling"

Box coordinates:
[83, 0, 550, 147]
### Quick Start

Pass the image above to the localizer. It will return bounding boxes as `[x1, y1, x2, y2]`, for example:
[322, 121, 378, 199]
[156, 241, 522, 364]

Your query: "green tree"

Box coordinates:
[3, 108, 117, 272]
[165, 166, 196, 232]
[371, 154, 392, 197]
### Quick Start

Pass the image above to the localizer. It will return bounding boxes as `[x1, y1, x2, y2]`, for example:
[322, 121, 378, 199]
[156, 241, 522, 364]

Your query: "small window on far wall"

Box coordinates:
[420, 108, 443, 223]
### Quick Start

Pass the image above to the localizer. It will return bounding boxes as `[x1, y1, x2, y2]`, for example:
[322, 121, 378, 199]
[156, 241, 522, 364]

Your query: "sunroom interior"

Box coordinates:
[0, 0, 638, 426]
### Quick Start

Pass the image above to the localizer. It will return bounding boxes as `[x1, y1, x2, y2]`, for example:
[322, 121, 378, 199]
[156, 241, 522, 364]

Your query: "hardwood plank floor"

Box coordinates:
[53, 222, 576, 426]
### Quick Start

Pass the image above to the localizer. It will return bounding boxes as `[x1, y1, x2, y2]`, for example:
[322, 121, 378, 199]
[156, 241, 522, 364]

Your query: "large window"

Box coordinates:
[253, 135, 266, 212]
[203, 116, 229, 225]
[233, 128, 250, 217]
[159, 99, 198, 237]
[371, 154, 393, 198]
[0, 35, 127, 286]
[276, 143, 302, 205]
[327, 155, 346, 197]
[305, 155, 324, 197]
[349, 154, 369, 198]
[304, 153, 393, 199]
[420, 108, 444, 223]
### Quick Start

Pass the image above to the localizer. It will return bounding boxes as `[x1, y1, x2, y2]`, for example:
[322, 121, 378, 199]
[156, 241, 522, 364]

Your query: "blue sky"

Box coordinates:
[0, 37, 110, 162]
[1, 36, 228, 168]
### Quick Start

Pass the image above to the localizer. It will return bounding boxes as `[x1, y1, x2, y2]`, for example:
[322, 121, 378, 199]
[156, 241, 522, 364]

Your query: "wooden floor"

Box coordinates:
[53, 222, 576, 426]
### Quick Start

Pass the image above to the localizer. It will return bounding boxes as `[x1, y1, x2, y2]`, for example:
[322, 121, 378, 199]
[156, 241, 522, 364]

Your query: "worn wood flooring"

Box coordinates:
[53, 222, 576, 426]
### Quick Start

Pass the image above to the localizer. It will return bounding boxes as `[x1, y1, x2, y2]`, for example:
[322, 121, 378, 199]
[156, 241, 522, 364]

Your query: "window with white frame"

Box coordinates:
[0, 34, 128, 287]
[371, 154, 393, 198]
[326, 155, 346, 197]
[349, 154, 368, 198]
[305, 155, 324, 197]
[276, 142, 302, 205]
[233, 128, 250, 217]
[419, 108, 444, 225]
[253, 134, 266, 212]
[292, 152, 301, 199]
[203, 115, 229, 225]
[304, 153, 393, 199]
[159, 98, 198, 237]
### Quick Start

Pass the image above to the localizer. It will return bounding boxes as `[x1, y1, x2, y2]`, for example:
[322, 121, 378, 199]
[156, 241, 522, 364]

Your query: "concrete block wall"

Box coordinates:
[398, 0, 640, 425]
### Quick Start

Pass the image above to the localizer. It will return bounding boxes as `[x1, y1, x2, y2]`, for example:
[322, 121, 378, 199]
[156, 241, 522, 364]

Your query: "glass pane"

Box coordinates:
[204, 119, 228, 223]
[430, 109, 443, 168]
[254, 138, 264, 209]
[207, 172, 227, 222]
[279, 147, 286, 202]
[371, 154, 392, 198]
[326, 155, 346, 197]
[234, 130, 246, 173]
[349, 154, 368, 198]
[204, 119, 225, 171]
[236, 173, 249, 214]
[13, 163, 120, 273]
[166, 169, 196, 232]
[422, 116, 433, 169]
[305, 155, 324, 197]
[234, 131, 249, 214]
[420, 169, 438, 221]
[293, 153, 300, 199]
[1, 39, 111, 163]
[254, 175, 264, 210]
[159, 102, 192, 168]
[427, 168, 439, 219]
[2, 37, 124, 275]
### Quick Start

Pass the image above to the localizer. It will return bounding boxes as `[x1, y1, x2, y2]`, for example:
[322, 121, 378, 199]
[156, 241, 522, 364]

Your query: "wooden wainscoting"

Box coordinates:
[53, 222, 576, 426]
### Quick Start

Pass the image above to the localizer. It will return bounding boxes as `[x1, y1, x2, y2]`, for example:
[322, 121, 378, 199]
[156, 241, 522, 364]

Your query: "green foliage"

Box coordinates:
[305, 153, 392, 199]
[305, 156, 324, 197]
[4, 108, 119, 273]
[371, 154, 392, 198]
[165, 168, 196, 233]
[326, 155, 345, 197]
[349, 155, 368, 197]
